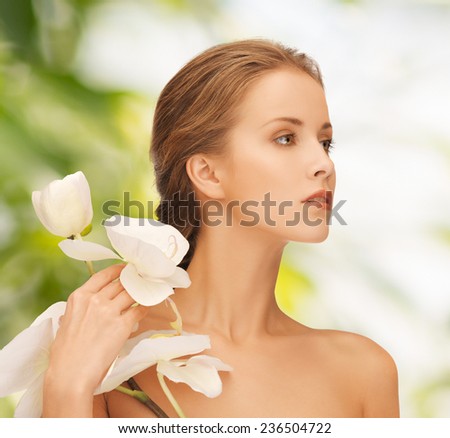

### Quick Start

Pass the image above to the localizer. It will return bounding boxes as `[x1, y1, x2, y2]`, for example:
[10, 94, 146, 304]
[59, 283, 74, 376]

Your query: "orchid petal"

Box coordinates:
[96, 334, 210, 394]
[164, 267, 191, 288]
[0, 319, 53, 396]
[118, 330, 177, 358]
[14, 375, 44, 418]
[32, 190, 56, 235]
[120, 263, 174, 306]
[103, 357, 118, 384]
[104, 215, 189, 264]
[187, 355, 234, 372]
[30, 302, 67, 337]
[157, 354, 231, 398]
[105, 227, 175, 278]
[30, 302, 66, 327]
[58, 239, 121, 261]
[71, 171, 93, 224]
[32, 171, 93, 238]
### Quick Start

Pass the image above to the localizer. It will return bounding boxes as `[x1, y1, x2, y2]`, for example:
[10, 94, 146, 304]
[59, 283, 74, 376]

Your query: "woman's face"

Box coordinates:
[214, 68, 336, 244]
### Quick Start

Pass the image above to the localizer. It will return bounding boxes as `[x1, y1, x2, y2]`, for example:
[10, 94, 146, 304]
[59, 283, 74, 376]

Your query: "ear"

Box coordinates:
[185, 154, 226, 200]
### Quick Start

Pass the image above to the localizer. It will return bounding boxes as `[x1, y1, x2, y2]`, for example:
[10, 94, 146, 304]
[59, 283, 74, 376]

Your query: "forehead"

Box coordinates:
[235, 68, 329, 126]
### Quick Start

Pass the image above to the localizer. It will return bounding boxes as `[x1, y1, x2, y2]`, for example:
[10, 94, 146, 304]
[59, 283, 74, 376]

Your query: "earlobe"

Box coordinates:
[185, 155, 226, 200]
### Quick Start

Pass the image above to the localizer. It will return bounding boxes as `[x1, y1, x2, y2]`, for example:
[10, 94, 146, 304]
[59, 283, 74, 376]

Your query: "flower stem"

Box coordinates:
[166, 297, 182, 335]
[157, 372, 186, 418]
[74, 233, 95, 276]
[115, 385, 149, 404]
[115, 382, 168, 418]
[85, 260, 95, 277]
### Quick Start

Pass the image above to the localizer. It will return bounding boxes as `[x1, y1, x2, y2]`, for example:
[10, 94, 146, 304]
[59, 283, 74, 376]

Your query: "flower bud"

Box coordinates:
[32, 171, 93, 238]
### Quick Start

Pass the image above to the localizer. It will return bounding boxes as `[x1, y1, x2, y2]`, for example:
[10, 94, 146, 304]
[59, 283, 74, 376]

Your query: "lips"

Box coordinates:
[302, 189, 333, 210]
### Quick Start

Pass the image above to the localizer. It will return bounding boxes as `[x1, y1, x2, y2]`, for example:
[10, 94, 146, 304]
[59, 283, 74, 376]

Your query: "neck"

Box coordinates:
[172, 224, 289, 342]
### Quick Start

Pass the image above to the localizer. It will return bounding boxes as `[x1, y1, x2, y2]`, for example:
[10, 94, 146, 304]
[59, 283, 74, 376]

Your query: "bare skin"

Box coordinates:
[43, 68, 400, 418]
[96, 307, 399, 418]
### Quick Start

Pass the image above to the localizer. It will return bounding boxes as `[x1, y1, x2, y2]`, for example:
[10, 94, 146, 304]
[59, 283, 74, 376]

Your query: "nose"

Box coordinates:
[313, 158, 334, 178]
[308, 144, 335, 180]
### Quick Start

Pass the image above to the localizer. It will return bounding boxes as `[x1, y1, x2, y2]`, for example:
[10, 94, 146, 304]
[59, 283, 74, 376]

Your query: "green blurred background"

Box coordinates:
[1, 0, 449, 417]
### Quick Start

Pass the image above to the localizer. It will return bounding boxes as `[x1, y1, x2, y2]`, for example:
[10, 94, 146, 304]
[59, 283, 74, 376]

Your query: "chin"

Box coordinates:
[290, 225, 330, 244]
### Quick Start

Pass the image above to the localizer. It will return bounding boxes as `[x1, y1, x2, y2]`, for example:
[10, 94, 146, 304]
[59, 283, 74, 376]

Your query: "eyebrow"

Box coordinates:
[262, 117, 332, 131]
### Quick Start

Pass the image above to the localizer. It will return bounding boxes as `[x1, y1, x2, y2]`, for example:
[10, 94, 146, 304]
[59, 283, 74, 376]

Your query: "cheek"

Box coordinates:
[222, 149, 294, 202]
[330, 170, 337, 191]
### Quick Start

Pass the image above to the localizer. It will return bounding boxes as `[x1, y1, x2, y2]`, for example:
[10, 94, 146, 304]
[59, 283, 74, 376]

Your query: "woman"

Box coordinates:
[43, 39, 400, 417]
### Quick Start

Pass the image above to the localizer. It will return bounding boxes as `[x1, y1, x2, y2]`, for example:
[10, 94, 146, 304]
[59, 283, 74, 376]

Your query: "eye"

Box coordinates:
[274, 133, 296, 146]
[321, 138, 336, 153]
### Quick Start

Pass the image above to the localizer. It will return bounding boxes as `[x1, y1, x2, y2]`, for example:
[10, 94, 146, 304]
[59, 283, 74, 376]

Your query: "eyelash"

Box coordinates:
[323, 138, 335, 153]
[274, 133, 297, 146]
[274, 133, 336, 153]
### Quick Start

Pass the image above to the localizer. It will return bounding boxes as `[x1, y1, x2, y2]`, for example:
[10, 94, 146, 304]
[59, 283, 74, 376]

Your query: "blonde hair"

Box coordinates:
[150, 39, 324, 270]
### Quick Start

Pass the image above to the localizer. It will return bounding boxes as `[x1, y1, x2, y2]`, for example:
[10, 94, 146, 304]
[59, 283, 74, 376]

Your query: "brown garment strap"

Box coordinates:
[127, 377, 169, 418]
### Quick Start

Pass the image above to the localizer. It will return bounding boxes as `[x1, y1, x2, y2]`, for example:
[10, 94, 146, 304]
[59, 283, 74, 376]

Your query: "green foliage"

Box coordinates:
[0, 394, 16, 418]
[0, 0, 157, 416]
[275, 259, 315, 319]
[0, 0, 227, 418]
[0, 1, 312, 417]
[413, 372, 450, 417]
[1, 0, 448, 420]
[433, 226, 450, 246]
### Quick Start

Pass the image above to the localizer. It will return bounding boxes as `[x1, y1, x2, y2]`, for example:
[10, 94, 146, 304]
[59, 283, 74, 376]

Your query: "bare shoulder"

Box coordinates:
[312, 328, 395, 361]
[305, 328, 400, 417]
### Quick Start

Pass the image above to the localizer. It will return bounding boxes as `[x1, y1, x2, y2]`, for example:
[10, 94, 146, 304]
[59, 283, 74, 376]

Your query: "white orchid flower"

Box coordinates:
[58, 215, 191, 306]
[96, 331, 211, 393]
[0, 310, 224, 417]
[96, 331, 232, 399]
[32, 171, 93, 238]
[0, 302, 67, 418]
[157, 354, 233, 398]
